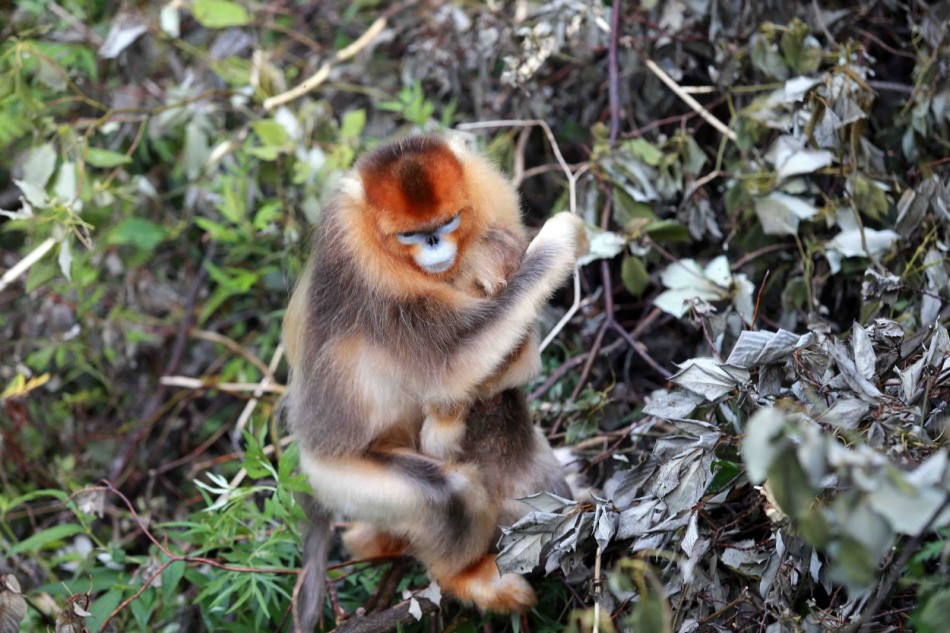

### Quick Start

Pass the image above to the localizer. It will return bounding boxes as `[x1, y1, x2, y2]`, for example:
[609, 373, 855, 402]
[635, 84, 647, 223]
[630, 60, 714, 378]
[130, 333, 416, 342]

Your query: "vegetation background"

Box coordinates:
[1, 0, 949, 631]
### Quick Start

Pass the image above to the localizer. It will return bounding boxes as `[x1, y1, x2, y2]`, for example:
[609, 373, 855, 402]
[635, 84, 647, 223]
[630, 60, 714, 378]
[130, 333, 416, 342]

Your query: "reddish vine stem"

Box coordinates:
[98, 480, 299, 629]
[608, 0, 623, 144]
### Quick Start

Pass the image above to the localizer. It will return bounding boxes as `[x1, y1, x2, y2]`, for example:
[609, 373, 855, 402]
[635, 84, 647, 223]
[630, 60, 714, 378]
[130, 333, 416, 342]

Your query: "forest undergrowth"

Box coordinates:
[1, 1, 949, 631]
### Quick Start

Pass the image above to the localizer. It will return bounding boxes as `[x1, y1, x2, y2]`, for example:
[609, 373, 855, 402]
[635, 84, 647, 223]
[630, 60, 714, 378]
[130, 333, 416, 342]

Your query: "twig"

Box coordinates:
[364, 560, 406, 614]
[749, 270, 771, 329]
[48, 2, 104, 45]
[681, 170, 724, 207]
[233, 344, 285, 440]
[593, 545, 604, 633]
[192, 329, 273, 378]
[538, 268, 585, 352]
[643, 58, 737, 142]
[610, 321, 671, 379]
[0, 237, 57, 294]
[607, 0, 623, 143]
[331, 597, 438, 633]
[851, 493, 950, 633]
[530, 338, 625, 401]
[263, 17, 387, 110]
[147, 422, 231, 477]
[730, 243, 794, 271]
[159, 376, 286, 395]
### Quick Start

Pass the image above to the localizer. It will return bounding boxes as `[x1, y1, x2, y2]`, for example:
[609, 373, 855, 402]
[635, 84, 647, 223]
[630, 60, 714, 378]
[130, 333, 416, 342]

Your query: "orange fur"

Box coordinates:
[437, 554, 537, 613]
[343, 523, 408, 559]
[336, 136, 525, 299]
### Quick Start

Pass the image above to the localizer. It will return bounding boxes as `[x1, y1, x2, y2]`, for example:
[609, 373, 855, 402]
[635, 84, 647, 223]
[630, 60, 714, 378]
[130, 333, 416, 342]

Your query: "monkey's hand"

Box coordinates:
[526, 212, 589, 273]
[474, 275, 507, 297]
[470, 228, 527, 297]
[420, 402, 467, 460]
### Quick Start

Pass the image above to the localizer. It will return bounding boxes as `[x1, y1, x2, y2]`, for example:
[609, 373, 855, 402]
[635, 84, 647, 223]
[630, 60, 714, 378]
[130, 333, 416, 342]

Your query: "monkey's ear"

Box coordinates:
[445, 131, 475, 157]
[339, 174, 365, 203]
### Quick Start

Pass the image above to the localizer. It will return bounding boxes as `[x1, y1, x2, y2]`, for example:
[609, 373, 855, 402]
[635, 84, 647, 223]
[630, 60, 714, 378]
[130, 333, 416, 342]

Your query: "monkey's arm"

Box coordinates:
[434, 212, 587, 402]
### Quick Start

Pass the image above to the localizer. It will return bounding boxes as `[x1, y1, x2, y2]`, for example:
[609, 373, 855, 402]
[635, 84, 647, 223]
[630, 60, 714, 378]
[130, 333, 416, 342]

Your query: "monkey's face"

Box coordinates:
[358, 136, 478, 277]
[394, 213, 463, 274]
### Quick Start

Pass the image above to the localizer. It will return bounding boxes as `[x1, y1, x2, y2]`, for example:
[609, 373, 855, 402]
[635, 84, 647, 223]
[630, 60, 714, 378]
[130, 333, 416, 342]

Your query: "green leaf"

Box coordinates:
[86, 587, 123, 633]
[707, 459, 742, 494]
[835, 535, 879, 587]
[627, 589, 672, 633]
[918, 589, 950, 633]
[195, 216, 241, 242]
[2, 488, 69, 514]
[644, 219, 690, 242]
[23, 143, 57, 187]
[253, 201, 282, 230]
[621, 255, 649, 297]
[252, 119, 291, 147]
[85, 147, 132, 168]
[243, 430, 277, 479]
[780, 19, 821, 74]
[851, 173, 890, 222]
[14, 179, 49, 208]
[107, 218, 168, 252]
[613, 187, 656, 227]
[192, 0, 250, 28]
[766, 452, 814, 521]
[625, 138, 663, 167]
[162, 560, 187, 605]
[247, 146, 281, 161]
[8, 523, 84, 556]
[340, 109, 366, 141]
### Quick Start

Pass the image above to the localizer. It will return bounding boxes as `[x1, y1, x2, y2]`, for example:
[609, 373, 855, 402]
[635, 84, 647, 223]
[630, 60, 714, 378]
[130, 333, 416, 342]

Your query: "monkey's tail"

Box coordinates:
[293, 493, 332, 633]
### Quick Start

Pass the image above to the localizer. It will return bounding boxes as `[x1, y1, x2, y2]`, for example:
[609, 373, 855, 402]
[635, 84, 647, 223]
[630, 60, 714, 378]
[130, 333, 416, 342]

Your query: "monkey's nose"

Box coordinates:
[426, 235, 440, 247]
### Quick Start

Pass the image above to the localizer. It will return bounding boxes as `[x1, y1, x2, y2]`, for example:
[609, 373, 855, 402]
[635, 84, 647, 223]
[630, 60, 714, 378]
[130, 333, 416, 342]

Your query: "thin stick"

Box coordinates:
[192, 329, 273, 378]
[593, 545, 604, 633]
[263, 17, 387, 110]
[159, 376, 286, 395]
[233, 344, 285, 439]
[643, 59, 737, 142]
[852, 494, 950, 632]
[0, 237, 57, 294]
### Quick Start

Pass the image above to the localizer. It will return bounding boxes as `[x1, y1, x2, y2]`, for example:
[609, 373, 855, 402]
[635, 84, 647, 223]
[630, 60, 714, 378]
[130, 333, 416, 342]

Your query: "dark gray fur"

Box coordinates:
[293, 493, 331, 631]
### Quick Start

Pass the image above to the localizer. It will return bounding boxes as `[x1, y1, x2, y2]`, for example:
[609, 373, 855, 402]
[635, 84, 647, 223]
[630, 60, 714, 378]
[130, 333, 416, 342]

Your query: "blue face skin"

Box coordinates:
[396, 214, 462, 274]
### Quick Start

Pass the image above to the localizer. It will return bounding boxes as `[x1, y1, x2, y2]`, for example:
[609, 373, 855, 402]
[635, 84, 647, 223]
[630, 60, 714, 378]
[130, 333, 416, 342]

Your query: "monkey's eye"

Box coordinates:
[435, 214, 461, 236]
[395, 232, 423, 245]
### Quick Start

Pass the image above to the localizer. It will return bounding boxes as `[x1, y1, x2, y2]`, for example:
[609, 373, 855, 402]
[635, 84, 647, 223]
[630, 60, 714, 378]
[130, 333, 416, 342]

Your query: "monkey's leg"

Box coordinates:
[431, 554, 537, 614]
[342, 523, 408, 559]
[299, 447, 536, 613]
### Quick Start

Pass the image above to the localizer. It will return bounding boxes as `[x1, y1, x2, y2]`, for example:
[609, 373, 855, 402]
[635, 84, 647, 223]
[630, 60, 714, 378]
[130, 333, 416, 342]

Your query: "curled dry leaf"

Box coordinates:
[0, 574, 27, 633]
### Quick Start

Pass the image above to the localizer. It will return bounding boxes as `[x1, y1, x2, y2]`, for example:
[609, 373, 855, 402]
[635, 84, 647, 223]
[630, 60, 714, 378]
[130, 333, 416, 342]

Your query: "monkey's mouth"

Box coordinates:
[420, 259, 455, 274]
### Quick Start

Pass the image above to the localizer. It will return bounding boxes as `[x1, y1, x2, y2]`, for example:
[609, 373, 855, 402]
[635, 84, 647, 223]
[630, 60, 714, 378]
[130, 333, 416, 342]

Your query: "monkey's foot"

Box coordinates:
[439, 554, 537, 613]
[343, 523, 407, 559]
